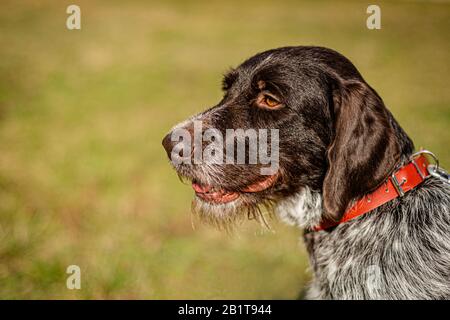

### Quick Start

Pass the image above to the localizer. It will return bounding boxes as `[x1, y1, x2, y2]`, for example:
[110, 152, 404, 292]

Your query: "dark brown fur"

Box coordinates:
[162, 46, 450, 299]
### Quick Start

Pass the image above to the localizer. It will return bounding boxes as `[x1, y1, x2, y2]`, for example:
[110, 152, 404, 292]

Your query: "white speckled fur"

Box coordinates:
[276, 187, 322, 230]
[281, 178, 450, 300]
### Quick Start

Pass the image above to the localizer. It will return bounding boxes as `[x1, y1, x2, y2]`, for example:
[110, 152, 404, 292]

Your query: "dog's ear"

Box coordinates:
[322, 80, 400, 221]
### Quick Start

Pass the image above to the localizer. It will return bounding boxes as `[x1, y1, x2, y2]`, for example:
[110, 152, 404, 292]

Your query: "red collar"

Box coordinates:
[314, 154, 431, 231]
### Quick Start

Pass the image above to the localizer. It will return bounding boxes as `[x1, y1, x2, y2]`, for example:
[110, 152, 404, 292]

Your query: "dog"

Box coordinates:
[162, 46, 450, 299]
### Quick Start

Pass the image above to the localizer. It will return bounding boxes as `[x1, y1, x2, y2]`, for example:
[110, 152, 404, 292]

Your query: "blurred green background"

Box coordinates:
[0, 0, 448, 299]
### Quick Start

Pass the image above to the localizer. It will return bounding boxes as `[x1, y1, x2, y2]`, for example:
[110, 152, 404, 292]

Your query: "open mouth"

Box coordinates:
[192, 172, 279, 204]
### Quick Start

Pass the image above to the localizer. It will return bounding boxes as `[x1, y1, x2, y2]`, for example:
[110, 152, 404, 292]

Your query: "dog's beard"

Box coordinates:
[191, 195, 276, 231]
[174, 163, 281, 230]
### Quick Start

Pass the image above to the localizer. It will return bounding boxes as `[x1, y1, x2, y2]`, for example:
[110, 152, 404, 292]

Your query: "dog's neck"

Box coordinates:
[277, 115, 415, 230]
[276, 187, 323, 229]
[388, 111, 415, 161]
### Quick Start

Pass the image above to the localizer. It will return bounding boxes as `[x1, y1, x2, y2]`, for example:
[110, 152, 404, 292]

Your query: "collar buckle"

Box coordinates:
[391, 173, 406, 197]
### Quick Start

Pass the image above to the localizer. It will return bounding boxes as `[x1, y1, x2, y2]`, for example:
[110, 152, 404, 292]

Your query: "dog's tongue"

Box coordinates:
[192, 173, 278, 195]
[192, 173, 278, 204]
[241, 173, 279, 193]
[192, 182, 239, 203]
[192, 182, 212, 194]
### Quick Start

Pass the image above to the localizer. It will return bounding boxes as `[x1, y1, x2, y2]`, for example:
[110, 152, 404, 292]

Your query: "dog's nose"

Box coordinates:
[162, 133, 175, 158]
[162, 122, 197, 161]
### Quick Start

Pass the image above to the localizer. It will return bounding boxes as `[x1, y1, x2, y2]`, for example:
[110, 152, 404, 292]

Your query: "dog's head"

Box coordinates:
[162, 46, 408, 229]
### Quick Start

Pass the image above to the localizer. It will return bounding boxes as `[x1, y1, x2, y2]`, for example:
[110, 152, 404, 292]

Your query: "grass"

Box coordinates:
[0, 0, 449, 299]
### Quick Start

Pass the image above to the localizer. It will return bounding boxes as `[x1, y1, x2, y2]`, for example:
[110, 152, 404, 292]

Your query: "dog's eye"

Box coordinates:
[264, 96, 279, 108]
[257, 94, 282, 109]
